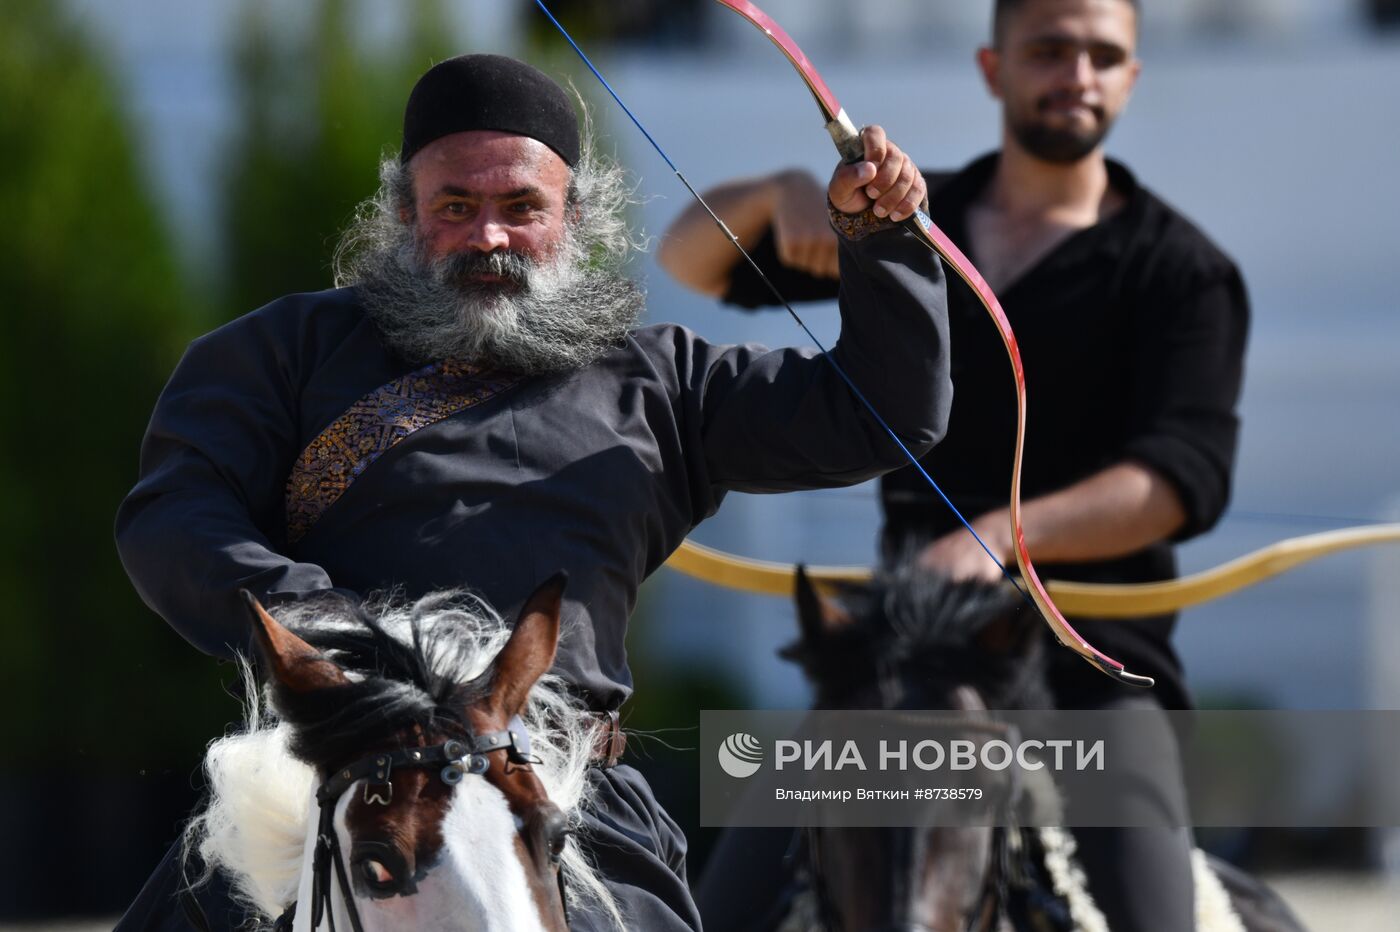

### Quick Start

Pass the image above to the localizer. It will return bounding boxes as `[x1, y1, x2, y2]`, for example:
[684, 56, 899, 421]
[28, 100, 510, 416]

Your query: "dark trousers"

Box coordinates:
[1067, 693, 1196, 932]
[116, 763, 700, 931]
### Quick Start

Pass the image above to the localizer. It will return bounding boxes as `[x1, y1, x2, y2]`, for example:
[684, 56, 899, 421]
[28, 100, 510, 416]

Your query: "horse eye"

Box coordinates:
[548, 828, 570, 863]
[360, 858, 396, 890]
[543, 811, 571, 862]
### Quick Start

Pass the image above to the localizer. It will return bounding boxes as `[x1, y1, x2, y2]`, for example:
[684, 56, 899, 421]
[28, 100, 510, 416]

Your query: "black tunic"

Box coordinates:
[724, 154, 1249, 710]
[116, 228, 951, 712]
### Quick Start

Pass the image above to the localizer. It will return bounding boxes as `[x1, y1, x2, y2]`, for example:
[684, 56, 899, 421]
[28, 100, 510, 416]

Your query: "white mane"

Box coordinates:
[183, 590, 622, 929]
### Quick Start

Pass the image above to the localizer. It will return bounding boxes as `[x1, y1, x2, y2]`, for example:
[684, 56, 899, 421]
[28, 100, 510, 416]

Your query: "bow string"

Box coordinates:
[533, 0, 1151, 687]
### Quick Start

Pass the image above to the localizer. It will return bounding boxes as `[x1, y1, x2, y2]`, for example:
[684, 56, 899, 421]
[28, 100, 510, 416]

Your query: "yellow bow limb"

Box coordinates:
[665, 524, 1400, 618]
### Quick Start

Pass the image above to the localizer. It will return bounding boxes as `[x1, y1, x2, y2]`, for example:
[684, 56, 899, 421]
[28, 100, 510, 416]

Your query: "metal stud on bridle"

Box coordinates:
[279, 715, 548, 932]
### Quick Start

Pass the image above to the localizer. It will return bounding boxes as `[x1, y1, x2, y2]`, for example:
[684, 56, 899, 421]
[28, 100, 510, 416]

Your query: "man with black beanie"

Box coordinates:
[114, 52, 950, 930]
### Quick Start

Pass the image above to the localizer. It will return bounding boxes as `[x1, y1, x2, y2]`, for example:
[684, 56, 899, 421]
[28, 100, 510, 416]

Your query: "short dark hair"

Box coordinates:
[992, 0, 1140, 45]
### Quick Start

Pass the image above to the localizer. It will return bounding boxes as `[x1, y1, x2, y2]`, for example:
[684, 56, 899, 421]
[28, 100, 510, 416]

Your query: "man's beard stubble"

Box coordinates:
[338, 157, 645, 375]
[1008, 93, 1114, 164]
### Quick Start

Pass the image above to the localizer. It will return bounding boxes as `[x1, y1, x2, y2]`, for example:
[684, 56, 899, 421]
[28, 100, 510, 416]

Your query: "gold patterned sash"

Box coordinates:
[285, 359, 521, 543]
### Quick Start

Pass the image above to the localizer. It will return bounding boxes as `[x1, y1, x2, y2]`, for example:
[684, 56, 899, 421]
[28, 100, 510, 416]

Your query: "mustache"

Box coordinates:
[1036, 91, 1105, 121]
[430, 249, 535, 291]
[359, 225, 643, 374]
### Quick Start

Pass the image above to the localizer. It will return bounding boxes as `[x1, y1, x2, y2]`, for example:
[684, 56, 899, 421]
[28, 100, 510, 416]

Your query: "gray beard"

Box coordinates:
[354, 224, 644, 374]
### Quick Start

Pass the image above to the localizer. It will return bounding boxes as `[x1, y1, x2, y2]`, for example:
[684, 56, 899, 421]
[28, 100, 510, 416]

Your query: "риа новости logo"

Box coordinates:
[718, 732, 764, 778]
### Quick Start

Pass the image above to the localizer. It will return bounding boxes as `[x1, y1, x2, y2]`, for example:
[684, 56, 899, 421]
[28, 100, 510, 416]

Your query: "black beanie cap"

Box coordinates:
[401, 54, 580, 167]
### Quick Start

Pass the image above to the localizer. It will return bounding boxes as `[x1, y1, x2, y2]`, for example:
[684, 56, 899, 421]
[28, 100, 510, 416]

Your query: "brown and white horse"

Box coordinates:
[182, 576, 620, 931]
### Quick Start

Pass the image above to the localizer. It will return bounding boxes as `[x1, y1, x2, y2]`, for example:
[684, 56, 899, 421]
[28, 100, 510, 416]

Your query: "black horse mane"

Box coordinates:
[783, 561, 1053, 710]
[259, 593, 492, 773]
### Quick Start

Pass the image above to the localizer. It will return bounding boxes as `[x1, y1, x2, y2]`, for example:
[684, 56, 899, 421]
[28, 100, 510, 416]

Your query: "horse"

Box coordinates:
[179, 574, 622, 931]
[775, 561, 1309, 932]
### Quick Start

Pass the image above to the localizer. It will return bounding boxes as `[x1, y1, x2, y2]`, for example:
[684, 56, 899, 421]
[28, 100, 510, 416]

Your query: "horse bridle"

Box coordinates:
[803, 824, 1011, 932]
[273, 716, 567, 932]
[803, 717, 1026, 932]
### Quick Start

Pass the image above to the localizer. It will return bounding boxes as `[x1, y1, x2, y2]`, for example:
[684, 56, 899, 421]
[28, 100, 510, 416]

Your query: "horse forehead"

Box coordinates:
[436, 780, 548, 930]
[447, 771, 517, 821]
[346, 765, 451, 855]
[338, 777, 546, 932]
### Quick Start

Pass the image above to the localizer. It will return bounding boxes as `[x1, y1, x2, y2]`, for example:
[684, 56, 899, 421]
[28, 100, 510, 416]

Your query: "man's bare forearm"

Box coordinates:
[658, 169, 827, 296]
[980, 461, 1188, 564]
[923, 461, 1190, 581]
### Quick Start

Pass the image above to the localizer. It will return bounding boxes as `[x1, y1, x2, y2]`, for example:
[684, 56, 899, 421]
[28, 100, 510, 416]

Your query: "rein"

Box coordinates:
[275, 716, 564, 932]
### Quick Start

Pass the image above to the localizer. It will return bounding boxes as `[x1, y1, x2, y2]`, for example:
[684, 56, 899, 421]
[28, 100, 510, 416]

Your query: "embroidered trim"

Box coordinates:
[827, 198, 900, 241]
[285, 360, 521, 544]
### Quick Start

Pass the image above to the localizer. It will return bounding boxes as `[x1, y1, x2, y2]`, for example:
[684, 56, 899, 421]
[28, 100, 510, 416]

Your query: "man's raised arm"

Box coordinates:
[670, 127, 949, 498]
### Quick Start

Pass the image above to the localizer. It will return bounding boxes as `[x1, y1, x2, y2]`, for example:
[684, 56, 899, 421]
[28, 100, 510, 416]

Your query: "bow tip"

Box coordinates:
[1092, 658, 1155, 689]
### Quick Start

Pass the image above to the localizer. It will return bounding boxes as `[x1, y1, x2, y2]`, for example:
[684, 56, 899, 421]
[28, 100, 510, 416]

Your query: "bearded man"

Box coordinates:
[114, 54, 948, 930]
[661, 1, 1249, 929]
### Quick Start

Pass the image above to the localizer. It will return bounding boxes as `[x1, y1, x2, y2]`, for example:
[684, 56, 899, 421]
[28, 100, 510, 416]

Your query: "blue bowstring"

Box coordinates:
[533, 0, 1030, 601]
[532, 0, 679, 173]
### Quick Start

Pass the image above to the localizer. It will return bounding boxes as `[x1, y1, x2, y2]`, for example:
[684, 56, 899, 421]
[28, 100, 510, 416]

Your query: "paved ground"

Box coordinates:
[1265, 872, 1400, 929]
[5, 873, 1398, 930]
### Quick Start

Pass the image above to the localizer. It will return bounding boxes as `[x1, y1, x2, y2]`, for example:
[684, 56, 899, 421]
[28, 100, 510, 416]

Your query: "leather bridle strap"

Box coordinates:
[281, 718, 543, 931]
[316, 797, 362, 932]
[804, 718, 1023, 932]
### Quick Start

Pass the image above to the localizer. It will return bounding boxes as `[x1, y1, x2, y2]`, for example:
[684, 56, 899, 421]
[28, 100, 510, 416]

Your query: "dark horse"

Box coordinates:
[713, 561, 1310, 932]
[780, 564, 1066, 932]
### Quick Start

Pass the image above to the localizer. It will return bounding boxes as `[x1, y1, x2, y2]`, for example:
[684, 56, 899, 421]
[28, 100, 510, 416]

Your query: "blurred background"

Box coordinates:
[2, 0, 1399, 925]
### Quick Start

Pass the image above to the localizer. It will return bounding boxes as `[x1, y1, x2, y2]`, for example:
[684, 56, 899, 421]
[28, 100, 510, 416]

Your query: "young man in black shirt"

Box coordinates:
[660, 1, 1248, 929]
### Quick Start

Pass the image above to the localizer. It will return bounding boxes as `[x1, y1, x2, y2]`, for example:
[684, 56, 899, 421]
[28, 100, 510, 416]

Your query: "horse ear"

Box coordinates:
[242, 590, 349, 694]
[487, 573, 566, 720]
[793, 566, 854, 646]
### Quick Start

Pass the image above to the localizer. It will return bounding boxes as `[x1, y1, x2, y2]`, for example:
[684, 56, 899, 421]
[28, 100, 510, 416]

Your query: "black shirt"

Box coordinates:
[724, 153, 1249, 710]
[116, 229, 951, 711]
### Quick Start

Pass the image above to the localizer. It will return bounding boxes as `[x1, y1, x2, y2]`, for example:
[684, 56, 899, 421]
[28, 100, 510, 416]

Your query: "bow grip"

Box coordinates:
[826, 109, 865, 164]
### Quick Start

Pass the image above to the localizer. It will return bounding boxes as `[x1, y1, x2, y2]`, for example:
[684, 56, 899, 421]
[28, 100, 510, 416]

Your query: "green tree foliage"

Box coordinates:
[0, 0, 223, 764]
[219, 0, 456, 319]
[524, 0, 707, 49]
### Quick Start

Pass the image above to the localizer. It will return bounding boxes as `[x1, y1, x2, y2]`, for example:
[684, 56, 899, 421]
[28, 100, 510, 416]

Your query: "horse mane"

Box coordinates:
[262, 590, 505, 773]
[184, 589, 621, 929]
[785, 560, 1053, 711]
